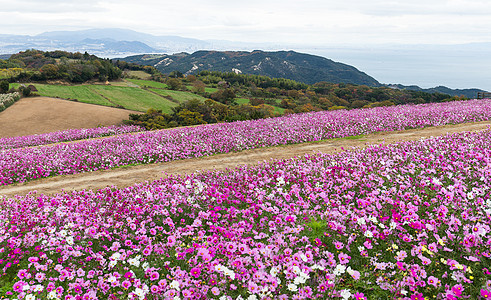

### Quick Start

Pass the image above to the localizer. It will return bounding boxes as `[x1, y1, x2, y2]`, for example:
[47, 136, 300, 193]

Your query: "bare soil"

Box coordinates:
[0, 97, 138, 138]
[1, 120, 490, 198]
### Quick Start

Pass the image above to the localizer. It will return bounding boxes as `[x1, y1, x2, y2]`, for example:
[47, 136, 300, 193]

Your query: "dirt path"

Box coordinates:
[0, 97, 139, 138]
[1, 121, 490, 198]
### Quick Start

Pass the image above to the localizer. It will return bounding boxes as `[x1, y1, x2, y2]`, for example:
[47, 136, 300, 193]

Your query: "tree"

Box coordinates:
[210, 88, 236, 104]
[192, 80, 206, 94]
[176, 109, 206, 126]
[0, 81, 9, 94]
[169, 71, 183, 78]
[167, 78, 182, 90]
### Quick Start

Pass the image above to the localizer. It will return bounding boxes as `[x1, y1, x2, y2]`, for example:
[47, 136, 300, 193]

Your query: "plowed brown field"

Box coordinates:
[0, 97, 138, 138]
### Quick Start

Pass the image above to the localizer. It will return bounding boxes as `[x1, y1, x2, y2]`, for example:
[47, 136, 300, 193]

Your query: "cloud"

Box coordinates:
[1, 0, 106, 13]
[1, 0, 491, 45]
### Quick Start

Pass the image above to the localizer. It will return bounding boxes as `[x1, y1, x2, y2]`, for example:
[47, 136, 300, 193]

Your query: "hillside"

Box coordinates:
[386, 84, 485, 98]
[119, 50, 381, 86]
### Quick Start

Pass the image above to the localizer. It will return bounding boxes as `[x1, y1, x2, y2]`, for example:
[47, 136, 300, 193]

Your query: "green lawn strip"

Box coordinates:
[126, 79, 169, 89]
[235, 98, 249, 105]
[148, 88, 208, 104]
[235, 97, 284, 114]
[29, 84, 115, 107]
[272, 105, 285, 114]
[126, 71, 152, 80]
[91, 85, 177, 113]
[205, 87, 218, 93]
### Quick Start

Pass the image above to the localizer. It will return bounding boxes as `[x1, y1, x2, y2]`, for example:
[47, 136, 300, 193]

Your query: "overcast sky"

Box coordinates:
[1, 0, 491, 46]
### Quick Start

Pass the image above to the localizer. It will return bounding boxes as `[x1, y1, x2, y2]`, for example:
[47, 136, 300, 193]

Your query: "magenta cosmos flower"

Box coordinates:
[190, 267, 201, 278]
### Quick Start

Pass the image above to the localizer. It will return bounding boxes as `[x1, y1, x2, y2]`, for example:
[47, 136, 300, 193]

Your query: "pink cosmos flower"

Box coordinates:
[427, 276, 438, 288]
[182, 289, 192, 298]
[167, 235, 176, 246]
[481, 289, 491, 298]
[143, 246, 153, 256]
[411, 293, 424, 300]
[17, 269, 28, 279]
[122, 280, 131, 289]
[211, 287, 220, 295]
[248, 282, 259, 294]
[150, 271, 159, 281]
[334, 241, 344, 250]
[350, 270, 361, 280]
[451, 284, 463, 297]
[12, 281, 26, 293]
[35, 272, 46, 282]
[190, 267, 201, 278]
[285, 215, 296, 223]
[353, 292, 367, 300]
[338, 253, 351, 264]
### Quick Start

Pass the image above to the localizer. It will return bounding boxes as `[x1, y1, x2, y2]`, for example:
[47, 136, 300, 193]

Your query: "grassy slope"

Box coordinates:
[14, 83, 114, 106]
[148, 88, 208, 103]
[12, 80, 285, 114]
[90, 85, 178, 113]
[126, 79, 168, 89]
[12, 83, 178, 113]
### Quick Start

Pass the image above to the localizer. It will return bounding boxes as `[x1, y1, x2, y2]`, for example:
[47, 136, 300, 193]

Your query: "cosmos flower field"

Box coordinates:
[1, 126, 491, 299]
[0, 125, 144, 151]
[2, 99, 491, 186]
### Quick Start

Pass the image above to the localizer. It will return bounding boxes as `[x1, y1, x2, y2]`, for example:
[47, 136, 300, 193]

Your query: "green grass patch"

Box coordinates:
[205, 87, 218, 93]
[342, 134, 365, 140]
[303, 219, 327, 242]
[27, 84, 115, 106]
[272, 105, 285, 114]
[235, 98, 250, 105]
[126, 70, 152, 80]
[149, 88, 208, 104]
[126, 79, 168, 89]
[90, 86, 178, 113]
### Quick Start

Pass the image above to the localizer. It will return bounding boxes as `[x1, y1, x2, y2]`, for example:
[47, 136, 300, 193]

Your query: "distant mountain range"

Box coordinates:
[0, 28, 271, 57]
[119, 50, 381, 86]
[386, 84, 485, 99]
[0, 28, 486, 96]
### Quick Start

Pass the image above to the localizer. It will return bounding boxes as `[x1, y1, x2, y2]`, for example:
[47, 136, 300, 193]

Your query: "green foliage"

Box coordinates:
[125, 108, 176, 130]
[3, 49, 123, 83]
[19, 85, 31, 97]
[199, 70, 308, 90]
[176, 109, 206, 126]
[302, 218, 327, 242]
[0, 80, 8, 93]
[166, 78, 183, 90]
[210, 87, 236, 104]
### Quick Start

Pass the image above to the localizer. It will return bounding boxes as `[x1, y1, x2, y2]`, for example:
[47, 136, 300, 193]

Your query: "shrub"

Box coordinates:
[0, 80, 9, 94]
[0, 92, 20, 112]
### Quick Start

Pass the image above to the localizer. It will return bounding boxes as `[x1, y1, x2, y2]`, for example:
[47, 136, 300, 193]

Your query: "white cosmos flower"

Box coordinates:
[287, 283, 298, 292]
[340, 289, 352, 300]
[169, 280, 180, 290]
[333, 264, 346, 276]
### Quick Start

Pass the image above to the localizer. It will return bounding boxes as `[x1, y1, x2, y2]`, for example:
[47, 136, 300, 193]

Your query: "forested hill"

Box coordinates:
[118, 50, 381, 86]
